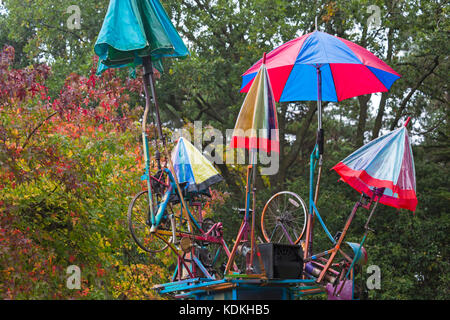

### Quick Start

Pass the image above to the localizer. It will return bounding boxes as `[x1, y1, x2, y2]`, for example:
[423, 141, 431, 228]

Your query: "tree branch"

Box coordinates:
[390, 56, 440, 130]
[282, 103, 317, 176]
[372, 27, 394, 139]
[22, 111, 57, 149]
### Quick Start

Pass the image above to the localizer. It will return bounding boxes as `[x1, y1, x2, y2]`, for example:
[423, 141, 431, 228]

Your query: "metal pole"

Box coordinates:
[224, 162, 252, 275]
[317, 66, 322, 132]
[317, 200, 361, 283]
[249, 149, 257, 272]
[142, 56, 194, 233]
[142, 65, 156, 224]
[306, 66, 324, 259]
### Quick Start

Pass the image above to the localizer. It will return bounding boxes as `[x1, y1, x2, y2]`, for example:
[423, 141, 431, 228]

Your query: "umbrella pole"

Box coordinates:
[249, 149, 257, 272]
[142, 56, 193, 233]
[315, 65, 324, 201]
[306, 66, 324, 258]
[317, 66, 323, 133]
[142, 64, 156, 226]
[224, 164, 252, 275]
[224, 150, 262, 275]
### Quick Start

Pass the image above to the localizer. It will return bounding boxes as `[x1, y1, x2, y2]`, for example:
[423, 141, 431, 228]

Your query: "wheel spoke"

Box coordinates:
[262, 191, 307, 245]
[128, 190, 169, 253]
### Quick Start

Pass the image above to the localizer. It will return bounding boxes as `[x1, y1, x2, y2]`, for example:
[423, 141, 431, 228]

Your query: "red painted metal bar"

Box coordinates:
[404, 116, 411, 127]
[317, 201, 361, 283]
[225, 164, 252, 275]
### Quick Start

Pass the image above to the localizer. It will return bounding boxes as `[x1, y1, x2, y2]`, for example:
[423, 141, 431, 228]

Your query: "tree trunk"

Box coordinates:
[272, 102, 317, 188]
[270, 103, 288, 187]
[372, 92, 388, 139]
[372, 27, 393, 139]
[356, 94, 371, 147]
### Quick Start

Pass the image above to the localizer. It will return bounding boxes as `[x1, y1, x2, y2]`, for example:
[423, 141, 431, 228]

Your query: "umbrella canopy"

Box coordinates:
[230, 55, 279, 153]
[94, 0, 189, 75]
[172, 137, 223, 193]
[240, 30, 401, 103]
[332, 125, 417, 211]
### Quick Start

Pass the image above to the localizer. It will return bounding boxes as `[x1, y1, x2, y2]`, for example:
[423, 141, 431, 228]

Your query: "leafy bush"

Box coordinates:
[0, 45, 173, 299]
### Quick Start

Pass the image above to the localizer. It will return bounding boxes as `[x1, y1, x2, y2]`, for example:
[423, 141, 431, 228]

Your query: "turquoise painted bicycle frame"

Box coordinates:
[142, 133, 156, 226]
[151, 168, 202, 231]
[309, 144, 335, 244]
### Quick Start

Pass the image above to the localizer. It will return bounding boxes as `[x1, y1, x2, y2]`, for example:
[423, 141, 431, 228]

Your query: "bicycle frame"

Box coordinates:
[306, 144, 336, 252]
[224, 153, 266, 277]
[147, 168, 202, 232]
[145, 167, 240, 279]
[134, 55, 238, 281]
[304, 143, 384, 291]
[269, 222, 295, 244]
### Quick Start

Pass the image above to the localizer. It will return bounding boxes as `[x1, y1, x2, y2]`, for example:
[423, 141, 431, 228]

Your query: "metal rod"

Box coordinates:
[316, 66, 322, 131]
[306, 145, 317, 258]
[142, 56, 194, 232]
[404, 116, 411, 127]
[314, 155, 323, 203]
[142, 69, 156, 224]
[317, 201, 361, 283]
[224, 161, 253, 275]
[249, 149, 257, 271]
[224, 219, 247, 275]
[344, 196, 381, 281]
[305, 66, 325, 265]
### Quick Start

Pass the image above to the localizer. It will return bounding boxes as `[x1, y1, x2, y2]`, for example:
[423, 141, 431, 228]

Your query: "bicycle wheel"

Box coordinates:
[261, 191, 307, 245]
[127, 190, 171, 253]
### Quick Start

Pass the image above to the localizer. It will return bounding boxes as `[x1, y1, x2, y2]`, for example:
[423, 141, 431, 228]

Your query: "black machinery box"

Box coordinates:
[254, 243, 304, 279]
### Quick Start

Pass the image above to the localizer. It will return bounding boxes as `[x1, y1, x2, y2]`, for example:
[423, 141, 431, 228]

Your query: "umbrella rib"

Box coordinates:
[316, 31, 332, 66]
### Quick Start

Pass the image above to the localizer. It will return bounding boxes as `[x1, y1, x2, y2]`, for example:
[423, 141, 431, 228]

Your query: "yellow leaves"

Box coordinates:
[11, 128, 19, 136]
[109, 263, 168, 300]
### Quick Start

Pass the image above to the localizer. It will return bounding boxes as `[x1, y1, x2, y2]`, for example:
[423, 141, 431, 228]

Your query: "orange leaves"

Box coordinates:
[0, 210, 58, 299]
[79, 287, 90, 297]
[96, 267, 105, 277]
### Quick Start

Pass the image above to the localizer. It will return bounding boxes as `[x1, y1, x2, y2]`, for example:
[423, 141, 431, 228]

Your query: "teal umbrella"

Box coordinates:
[94, 0, 193, 231]
[94, 0, 189, 75]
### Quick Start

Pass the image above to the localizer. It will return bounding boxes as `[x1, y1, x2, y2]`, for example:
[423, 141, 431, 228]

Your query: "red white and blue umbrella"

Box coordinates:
[240, 30, 401, 103]
[332, 120, 417, 211]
